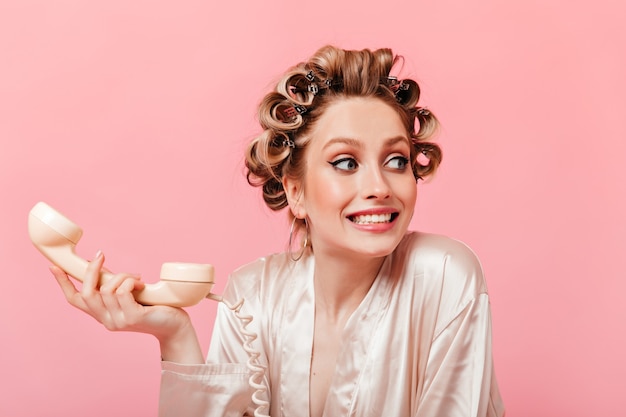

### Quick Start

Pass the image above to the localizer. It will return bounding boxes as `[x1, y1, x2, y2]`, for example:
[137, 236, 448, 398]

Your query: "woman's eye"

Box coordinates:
[386, 156, 409, 170]
[329, 157, 358, 171]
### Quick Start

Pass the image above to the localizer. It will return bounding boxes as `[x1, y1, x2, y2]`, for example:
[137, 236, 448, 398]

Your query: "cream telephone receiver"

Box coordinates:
[28, 201, 219, 307]
[28, 201, 270, 415]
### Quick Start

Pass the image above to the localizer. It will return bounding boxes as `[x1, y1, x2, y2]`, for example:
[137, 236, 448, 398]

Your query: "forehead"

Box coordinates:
[308, 97, 408, 148]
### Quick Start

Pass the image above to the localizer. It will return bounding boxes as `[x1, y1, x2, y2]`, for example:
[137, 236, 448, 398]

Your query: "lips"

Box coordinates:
[347, 210, 399, 225]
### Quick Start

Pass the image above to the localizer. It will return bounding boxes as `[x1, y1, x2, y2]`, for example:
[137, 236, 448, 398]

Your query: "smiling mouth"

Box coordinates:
[349, 213, 399, 225]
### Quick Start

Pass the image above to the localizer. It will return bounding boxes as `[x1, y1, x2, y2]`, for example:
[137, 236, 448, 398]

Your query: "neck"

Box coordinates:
[312, 250, 385, 324]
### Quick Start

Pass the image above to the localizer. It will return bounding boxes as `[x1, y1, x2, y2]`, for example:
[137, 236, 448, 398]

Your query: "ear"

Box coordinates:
[282, 176, 306, 219]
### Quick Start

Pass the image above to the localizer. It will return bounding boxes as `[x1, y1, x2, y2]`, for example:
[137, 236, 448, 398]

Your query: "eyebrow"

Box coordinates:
[322, 136, 409, 151]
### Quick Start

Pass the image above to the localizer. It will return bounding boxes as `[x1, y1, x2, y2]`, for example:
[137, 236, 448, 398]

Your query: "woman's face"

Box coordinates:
[293, 97, 417, 261]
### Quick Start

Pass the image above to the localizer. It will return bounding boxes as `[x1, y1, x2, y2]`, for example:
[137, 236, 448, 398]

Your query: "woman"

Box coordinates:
[51, 45, 505, 416]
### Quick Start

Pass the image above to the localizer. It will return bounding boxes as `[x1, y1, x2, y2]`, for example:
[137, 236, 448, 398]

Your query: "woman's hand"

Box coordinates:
[50, 251, 204, 363]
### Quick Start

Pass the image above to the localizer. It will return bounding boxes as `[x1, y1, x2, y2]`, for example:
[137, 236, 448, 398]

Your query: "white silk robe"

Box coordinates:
[160, 232, 505, 416]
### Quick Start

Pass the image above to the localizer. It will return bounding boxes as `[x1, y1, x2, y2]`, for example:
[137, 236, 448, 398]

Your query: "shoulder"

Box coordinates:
[393, 231, 488, 296]
[391, 232, 490, 334]
[397, 231, 483, 271]
[223, 250, 311, 302]
[230, 250, 297, 280]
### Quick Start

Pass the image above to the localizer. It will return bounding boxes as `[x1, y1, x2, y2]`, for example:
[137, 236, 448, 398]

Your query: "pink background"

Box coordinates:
[1, 1, 624, 416]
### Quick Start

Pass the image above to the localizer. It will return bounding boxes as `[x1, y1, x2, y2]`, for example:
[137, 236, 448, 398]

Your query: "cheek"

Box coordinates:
[304, 172, 353, 215]
[399, 178, 418, 206]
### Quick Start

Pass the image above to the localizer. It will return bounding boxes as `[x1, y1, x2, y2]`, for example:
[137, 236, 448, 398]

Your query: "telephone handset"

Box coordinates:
[28, 201, 269, 416]
[28, 201, 219, 307]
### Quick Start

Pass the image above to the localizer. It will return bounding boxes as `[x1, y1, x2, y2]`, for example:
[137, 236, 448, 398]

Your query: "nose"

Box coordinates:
[361, 166, 391, 200]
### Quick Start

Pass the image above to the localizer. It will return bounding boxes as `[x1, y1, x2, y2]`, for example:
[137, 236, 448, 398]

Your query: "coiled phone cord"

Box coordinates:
[208, 294, 270, 417]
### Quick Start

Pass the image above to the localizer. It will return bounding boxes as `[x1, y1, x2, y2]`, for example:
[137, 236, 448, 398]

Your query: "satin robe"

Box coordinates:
[160, 232, 505, 416]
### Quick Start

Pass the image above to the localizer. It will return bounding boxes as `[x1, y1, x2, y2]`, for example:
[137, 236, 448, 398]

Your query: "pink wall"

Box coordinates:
[1, 1, 624, 415]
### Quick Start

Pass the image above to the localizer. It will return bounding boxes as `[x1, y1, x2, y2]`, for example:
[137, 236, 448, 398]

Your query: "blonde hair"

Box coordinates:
[245, 45, 442, 240]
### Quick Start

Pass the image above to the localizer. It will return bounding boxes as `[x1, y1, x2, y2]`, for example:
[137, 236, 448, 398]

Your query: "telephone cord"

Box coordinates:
[210, 294, 270, 417]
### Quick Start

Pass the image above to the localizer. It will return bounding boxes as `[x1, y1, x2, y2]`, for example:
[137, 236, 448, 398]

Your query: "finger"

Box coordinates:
[79, 251, 111, 320]
[99, 273, 143, 297]
[100, 274, 145, 326]
[116, 277, 146, 313]
[99, 274, 133, 328]
[100, 273, 133, 310]
[50, 266, 88, 310]
[82, 250, 105, 297]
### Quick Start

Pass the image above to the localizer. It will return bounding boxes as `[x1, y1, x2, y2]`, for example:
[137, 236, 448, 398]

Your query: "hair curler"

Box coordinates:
[28, 201, 217, 307]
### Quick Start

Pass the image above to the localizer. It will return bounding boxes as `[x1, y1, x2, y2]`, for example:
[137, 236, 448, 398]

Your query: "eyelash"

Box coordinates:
[387, 156, 409, 170]
[328, 156, 410, 172]
[329, 157, 358, 171]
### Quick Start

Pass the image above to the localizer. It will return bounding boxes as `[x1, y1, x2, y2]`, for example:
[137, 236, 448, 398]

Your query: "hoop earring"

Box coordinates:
[288, 217, 309, 262]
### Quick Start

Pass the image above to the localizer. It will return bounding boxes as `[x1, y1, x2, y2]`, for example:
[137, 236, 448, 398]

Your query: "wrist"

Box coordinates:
[158, 317, 204, 364]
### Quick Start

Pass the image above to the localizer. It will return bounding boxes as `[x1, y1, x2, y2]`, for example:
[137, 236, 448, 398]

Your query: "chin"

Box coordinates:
[353, 234, 405, 258]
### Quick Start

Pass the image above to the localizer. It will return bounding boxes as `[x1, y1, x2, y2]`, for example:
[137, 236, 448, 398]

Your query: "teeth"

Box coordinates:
[351, 213, 393, 224]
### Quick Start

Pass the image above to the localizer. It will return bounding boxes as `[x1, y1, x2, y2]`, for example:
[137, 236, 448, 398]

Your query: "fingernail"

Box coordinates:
[95, 250, 103, 259]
